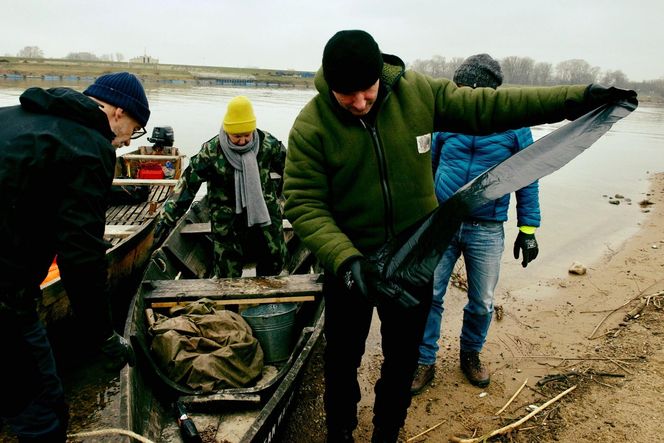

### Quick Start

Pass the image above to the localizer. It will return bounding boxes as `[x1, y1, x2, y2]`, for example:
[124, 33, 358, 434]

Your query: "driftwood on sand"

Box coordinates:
[449, 385, 577, 443]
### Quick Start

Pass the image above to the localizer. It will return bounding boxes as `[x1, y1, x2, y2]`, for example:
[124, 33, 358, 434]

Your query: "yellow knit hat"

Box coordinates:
[223, 96, 256, 134]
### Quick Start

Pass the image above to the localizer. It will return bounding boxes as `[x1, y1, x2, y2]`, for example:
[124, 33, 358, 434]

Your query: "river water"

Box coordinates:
[1, 80, 663, 440]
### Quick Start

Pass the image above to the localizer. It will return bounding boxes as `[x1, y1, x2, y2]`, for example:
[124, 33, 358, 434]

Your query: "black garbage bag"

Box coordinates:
[378, 99, 638, 297]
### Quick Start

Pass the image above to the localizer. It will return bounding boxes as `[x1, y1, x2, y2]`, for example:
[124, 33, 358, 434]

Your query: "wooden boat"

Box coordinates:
[37, 141, 184, 326]
[119, 197, 324, 443]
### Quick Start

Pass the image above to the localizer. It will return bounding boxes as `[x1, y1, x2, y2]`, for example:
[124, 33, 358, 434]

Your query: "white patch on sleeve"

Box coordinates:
[416, 133, 432, 154]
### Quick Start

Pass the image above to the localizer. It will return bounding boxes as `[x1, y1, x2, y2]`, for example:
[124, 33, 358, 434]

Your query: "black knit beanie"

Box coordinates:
[323, 30, 383, 94]
[84, 72, 151, 127]
[453, 53, 503, 89]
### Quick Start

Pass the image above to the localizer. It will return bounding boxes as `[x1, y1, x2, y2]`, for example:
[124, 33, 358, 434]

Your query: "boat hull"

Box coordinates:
[38, 147, 183, 327]
[119, 198, 324, 442]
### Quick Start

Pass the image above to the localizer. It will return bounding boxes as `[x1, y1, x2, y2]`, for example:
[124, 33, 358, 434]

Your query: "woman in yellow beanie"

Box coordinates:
[156, 96, 287, 277]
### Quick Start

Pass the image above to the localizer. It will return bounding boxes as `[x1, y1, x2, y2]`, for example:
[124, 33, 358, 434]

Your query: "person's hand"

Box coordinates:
[340, 257, 420, 308]
[340, 257, 378, 304]
[100, 331, 135, 371]
[513, 230, 539, 268]
[153, 220, 171, 247]
[566, 84, 637, 120]
[585, 84, 637, 105]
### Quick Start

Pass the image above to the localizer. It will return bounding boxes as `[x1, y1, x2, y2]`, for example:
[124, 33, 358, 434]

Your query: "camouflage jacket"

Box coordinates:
[161, 129, 286, 228]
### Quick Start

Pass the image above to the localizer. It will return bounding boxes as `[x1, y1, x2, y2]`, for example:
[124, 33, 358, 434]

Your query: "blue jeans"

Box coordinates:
[418, 220, 504, 365]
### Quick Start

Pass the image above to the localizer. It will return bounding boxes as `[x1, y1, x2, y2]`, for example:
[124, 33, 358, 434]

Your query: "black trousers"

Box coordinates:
[0, 292, 68, 440]
[322, 272, 432, 436]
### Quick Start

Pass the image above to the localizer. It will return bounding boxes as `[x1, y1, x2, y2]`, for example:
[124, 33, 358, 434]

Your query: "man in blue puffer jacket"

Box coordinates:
[411, 54, 540, 394]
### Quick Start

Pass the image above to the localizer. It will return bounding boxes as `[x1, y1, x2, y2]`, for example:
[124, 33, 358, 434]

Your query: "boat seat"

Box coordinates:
[180, 220, 293, 235]
[104, 224, 141, 238]
[143, 273, 322, 308]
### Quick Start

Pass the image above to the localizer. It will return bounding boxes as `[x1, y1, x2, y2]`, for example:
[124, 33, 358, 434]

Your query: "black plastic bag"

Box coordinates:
[382, 99, 638, 290]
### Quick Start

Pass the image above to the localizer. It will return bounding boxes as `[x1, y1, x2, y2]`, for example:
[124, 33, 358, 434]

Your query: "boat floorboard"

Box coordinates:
[105, 185, 170, 247]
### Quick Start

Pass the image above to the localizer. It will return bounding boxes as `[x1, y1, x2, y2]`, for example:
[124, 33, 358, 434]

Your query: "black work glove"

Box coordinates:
[153, 220, 171, 247]
[340, 257, 420, 309]
[340, 257, 377, 304]
[513, 231, 539, 268]
[566, 84, 637, 120]
[586, 84, 637, 104]
[100, 331, 136, 371]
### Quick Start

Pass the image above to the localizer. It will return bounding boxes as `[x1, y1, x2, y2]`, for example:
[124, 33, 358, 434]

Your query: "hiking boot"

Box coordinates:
[371, 426, 401, 443]
[410, 364, 435, 395]
[460, 350, 490, 387]
[327, 427, 354, 442]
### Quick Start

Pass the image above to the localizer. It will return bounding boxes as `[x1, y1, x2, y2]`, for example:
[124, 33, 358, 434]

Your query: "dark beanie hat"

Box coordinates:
[453, 53, 503, 89]
[84, 72, 150, 127]
[323, 30, 383, 94]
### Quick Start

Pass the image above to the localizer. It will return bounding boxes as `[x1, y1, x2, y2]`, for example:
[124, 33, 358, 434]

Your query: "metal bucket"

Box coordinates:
[241, 303, 297, 364]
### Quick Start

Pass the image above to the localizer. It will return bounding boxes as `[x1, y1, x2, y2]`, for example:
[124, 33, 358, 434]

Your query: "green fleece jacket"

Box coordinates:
[284, 54, 587, 275]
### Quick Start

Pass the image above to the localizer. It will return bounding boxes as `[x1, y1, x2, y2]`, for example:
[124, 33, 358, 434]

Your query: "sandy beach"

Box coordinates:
[0, 85, 660, 442]
[282, 171, 664, 442]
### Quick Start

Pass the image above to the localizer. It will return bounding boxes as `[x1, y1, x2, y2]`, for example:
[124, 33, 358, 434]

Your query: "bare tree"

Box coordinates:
[410, 58, 430, 76]
[411, 56, 465, 80]
[446, 57, 466, 79]
[501, 56, 535, 85]
[412, 56, 447, 77]
[65, 52, 99, 61]
[555, 59, 599, 84]
[17, 46, 44, 58]
[412, 55, 632, 89]
[601, 69, 629, 88]
[532, 62, 553, 85]
[429, 55, 446, 78]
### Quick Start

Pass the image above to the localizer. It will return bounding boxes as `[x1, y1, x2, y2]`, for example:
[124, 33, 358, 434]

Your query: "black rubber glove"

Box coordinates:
[340, 257, 420, 308]
[100, 331, 136, 371]
[513, 231, 539, 268]
[586, 84, 637, 104]
[153, 220, 171, 247]
[566, 84, 637, 120]
[340, 257, 378, 305]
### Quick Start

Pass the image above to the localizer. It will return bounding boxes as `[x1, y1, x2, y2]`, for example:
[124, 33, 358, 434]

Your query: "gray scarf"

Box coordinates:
[218, 130, 271, 227]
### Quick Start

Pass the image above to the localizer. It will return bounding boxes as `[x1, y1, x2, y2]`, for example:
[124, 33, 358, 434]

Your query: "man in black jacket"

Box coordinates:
[0, 72, 149, 442]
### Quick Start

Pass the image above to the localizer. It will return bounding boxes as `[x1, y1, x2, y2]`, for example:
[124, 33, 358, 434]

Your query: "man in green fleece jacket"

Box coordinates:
[283, 30, 635, 443]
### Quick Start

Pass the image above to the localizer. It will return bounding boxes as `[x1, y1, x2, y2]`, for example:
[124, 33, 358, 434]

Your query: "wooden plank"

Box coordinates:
[120, 154, 182, 161]
[105, 224, 140, 237]
[150, 295, 315, 308]
[143, 273, 322, 302]
[179, 222, 211, 235]
[180, 392, 261, 404]
[180, 219, 293, 235]
[112, 179, 178, 186]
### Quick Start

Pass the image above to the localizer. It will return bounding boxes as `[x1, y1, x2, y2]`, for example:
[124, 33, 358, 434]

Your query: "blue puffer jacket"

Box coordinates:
[431, 128, 541, 227]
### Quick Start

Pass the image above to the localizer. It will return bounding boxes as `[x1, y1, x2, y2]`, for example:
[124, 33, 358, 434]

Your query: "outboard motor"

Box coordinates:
[147, 126, 175, 148]
[134, 126, 178, 180]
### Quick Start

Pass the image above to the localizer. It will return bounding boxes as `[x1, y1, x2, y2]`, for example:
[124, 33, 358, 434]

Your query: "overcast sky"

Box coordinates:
[1, 0, 661, 82]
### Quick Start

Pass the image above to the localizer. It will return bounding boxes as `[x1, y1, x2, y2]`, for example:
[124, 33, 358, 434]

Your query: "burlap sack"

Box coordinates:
[150, 300, 263, 391]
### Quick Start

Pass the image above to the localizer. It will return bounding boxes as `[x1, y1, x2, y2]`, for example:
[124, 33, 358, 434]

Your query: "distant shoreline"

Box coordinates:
[0, 56, 316, 89]
[2, 57, 662, 104]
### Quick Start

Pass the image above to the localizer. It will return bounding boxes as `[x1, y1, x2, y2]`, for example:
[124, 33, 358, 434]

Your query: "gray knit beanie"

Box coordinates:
[453, 54, 503, 89]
